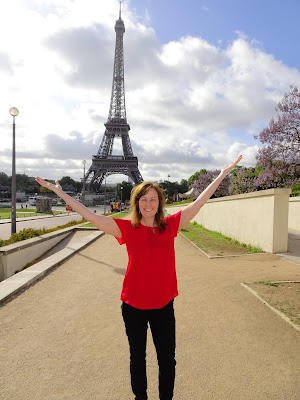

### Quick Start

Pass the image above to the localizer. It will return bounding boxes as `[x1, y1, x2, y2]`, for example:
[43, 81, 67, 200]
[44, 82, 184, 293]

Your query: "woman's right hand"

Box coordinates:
[35, 177, 63, 195]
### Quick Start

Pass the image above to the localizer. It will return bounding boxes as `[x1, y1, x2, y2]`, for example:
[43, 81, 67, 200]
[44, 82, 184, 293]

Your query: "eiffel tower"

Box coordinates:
[84, 3, 143, 190]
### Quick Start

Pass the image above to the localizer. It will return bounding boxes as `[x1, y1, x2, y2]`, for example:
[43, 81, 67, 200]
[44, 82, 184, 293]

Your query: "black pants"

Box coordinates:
[121, 300, 176, 400]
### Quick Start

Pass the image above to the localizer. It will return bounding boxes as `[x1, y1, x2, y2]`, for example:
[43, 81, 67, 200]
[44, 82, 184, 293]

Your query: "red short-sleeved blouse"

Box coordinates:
[114, 211, 182, 310]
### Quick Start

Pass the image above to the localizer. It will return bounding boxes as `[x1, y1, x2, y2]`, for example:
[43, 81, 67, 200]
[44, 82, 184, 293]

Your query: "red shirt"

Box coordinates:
[114, 211, 182, 310]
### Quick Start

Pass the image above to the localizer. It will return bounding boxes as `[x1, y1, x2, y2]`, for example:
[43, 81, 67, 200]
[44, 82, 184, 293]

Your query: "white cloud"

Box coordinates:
[225, 142, 260, 166]
[1, 0, 300, 184]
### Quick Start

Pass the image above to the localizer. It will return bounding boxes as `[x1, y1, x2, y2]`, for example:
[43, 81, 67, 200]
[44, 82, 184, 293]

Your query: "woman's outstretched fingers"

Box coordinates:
[221, 155, 243, 175]
[235, 154, 243, 164]
[231, 154, 243, 168]
[35, 176, 59, 192]
[35, 176, 45, 186]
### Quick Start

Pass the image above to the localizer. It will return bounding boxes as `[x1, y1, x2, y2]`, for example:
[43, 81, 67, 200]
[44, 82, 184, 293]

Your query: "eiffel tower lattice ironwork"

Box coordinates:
[85, 4, 143, 190]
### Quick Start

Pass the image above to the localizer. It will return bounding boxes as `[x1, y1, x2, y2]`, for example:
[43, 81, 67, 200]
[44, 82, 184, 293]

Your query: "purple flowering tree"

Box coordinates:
[191, 170, 230, 198]
[255, 85, 300, 189]
[229, 166, 259, 195]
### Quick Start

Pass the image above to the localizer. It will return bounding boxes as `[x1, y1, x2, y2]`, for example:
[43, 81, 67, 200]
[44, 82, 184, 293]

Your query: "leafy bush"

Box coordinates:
[291, 181, 300, 197]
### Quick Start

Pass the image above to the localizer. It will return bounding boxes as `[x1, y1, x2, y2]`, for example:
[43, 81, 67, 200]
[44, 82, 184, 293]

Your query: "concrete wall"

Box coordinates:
[289, 197, 300, 231]
[0, 228, 74, 281]
[168, 188, 291, 253]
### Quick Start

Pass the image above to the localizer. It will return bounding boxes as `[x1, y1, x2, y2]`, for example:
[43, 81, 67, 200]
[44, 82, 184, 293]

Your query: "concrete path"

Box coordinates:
[0, 233, 300, 400]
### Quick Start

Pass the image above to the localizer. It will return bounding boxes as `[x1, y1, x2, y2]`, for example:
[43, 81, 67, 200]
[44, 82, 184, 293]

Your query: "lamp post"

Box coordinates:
[121, 186, 123, 203]
[104, 177, 107, 214]
[167, 174, 170, 201]
[9, 107, 19, 235]
[82, 160, 86, 204]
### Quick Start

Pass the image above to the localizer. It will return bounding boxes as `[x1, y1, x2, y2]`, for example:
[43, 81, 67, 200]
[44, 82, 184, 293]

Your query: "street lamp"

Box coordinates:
[104, 177, 107, 214]
[167, 174, 170, 201]
[9, 107, 19, 235]
[121, 186, 123, 203]
[82, 160, 86, 204]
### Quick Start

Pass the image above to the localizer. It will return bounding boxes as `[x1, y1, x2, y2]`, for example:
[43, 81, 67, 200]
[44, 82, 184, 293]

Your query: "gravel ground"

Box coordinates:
[0, 233, 300, 400]
[247, 281, 300, 327]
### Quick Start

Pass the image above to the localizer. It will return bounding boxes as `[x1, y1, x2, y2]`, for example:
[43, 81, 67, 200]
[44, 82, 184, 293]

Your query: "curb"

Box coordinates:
[276, 252, 300, 265]
[0, 230, 104, 305]
[241, 282, 300, 333]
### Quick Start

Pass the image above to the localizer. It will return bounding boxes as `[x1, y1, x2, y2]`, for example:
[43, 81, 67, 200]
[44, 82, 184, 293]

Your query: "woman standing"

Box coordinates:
[35, 154, 242, 400]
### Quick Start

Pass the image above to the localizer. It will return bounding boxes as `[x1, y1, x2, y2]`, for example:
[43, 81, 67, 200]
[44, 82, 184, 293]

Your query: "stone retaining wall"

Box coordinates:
[0, 228, 74, 281]
[168, 188, 291, 253]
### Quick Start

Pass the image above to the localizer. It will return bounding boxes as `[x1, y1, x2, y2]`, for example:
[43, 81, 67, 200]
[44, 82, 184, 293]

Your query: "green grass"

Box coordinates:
[275, 302, 300, 326]
[80, 211, 130, 228]
[112, 211, 130, 219]
[256, 281, 279, 287]
[165, 199, 194, 206]
[0, 208, 65, 219]
[180, 221, 263, 256]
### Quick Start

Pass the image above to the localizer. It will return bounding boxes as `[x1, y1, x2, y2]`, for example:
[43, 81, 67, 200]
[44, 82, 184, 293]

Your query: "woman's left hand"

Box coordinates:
[221, 155, 243, 176]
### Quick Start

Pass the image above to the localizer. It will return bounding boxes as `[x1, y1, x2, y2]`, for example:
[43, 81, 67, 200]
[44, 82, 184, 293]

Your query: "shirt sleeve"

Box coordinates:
[165, 210, 182, 237]
[114, 218, 131, 245]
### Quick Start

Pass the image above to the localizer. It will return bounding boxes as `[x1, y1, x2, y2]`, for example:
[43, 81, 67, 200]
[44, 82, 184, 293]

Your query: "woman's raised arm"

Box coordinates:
[35, 177, 122, 238]
[179, 155, 242, 230]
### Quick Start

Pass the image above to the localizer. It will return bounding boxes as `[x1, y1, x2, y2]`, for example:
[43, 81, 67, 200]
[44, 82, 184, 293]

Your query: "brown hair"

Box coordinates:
[130, 182, 166, 232]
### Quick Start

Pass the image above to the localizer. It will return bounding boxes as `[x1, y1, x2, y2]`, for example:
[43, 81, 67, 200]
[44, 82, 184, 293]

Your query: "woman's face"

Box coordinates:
[138, 187, 159, 219]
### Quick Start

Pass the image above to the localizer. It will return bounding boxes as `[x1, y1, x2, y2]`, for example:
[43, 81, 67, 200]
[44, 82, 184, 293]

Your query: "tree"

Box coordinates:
[255, 85, 300, 189]
[229, 166, 261, 195]
[187, 169, 207, 188]
[116, 181, 133, 202]
[0, 172, 41, 193]
[0, 172, 9, 186]
[59, 176, 77, 193]
[158, 179, 188, 201]
[191, 170, 229, 198]
[16, 174, 32, 190]
[291, 181, 300, 197]
[59, 176, 76, 187]
[59, 176, 82, 192]
[179, 179, 188, 194]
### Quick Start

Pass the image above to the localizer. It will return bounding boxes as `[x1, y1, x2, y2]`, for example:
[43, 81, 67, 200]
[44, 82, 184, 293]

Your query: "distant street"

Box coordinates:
[0, 204, 106, 241]
[0, 214, 83, 241]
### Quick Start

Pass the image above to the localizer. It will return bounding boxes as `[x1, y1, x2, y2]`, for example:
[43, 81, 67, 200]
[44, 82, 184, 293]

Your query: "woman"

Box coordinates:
[35, 154, 242, 400]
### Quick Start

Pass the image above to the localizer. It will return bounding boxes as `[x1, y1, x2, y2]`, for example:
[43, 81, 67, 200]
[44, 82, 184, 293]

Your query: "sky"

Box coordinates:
[1, 0, 300, 184]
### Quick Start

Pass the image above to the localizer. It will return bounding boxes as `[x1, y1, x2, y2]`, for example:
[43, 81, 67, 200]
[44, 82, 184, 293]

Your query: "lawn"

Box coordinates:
[0, 208, 65, 219]
[81, 211, 130, 228]
[180, 221, 263, 257]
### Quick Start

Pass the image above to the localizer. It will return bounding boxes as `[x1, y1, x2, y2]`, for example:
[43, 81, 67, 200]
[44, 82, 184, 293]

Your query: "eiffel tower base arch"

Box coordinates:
[85, 156, 143, 190]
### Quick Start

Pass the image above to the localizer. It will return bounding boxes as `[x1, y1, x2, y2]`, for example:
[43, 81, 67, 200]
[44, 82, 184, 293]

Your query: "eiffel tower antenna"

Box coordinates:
[119, 0, 122, 18]
[84, 2, 143, 190]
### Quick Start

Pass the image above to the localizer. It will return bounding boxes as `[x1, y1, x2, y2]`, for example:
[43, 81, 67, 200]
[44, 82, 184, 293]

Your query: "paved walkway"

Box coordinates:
[0, 232, 299, 400]
[277, 228, 300, 264]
